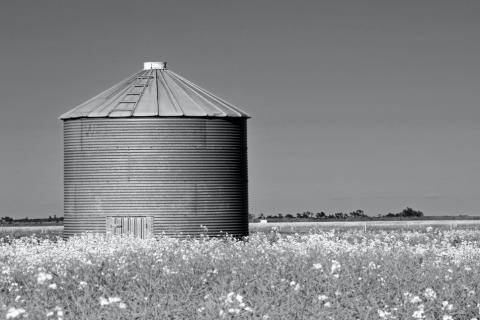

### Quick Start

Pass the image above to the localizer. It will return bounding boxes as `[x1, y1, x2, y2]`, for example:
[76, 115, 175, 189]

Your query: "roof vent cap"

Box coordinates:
[143, 62, 166, 70]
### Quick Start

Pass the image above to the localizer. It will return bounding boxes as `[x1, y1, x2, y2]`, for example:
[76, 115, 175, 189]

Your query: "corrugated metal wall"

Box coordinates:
[63, 117, 248, 238]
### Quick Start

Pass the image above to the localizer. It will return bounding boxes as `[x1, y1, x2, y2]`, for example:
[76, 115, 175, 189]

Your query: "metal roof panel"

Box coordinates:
[60, 62, 249, 119]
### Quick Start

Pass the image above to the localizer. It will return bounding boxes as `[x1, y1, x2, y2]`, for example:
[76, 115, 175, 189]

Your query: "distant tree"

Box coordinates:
[258, 213, 266, 220]
[299, 211, 314, 219]
[277, 213, 283, 219]
[285, 214, 294, 219]
[248, 213, 255, 222]
[349, 209, 367, 219]
[334, 212, 346, 219]
[400, 207, 423, 217]
[296, 213, 302, 219]
[2, 216, 13, 223]
[315, 211, 326, 219]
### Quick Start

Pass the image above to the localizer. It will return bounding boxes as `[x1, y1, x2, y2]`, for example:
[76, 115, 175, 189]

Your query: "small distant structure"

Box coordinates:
[260, 220, 268, 224]
[60, 62, 250, 238]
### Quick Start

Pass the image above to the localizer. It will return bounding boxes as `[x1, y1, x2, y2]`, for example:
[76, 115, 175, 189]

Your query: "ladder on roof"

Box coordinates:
[107, 73, 155, 117]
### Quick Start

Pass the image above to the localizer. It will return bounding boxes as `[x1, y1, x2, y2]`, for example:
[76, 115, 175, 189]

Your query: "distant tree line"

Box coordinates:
[249, 207, 425, 222]
[0, 215, 64, 225]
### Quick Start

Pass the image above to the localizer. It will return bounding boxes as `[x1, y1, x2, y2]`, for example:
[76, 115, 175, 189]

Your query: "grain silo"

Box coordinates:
[60, 62, 249, 238]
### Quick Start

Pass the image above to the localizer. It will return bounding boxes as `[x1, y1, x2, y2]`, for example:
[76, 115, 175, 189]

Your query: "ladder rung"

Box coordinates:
[126, 93, 141, 95]
[134, 85, 148, 87]
[118, 101, 136, 104]
[137, 76, 154, 79]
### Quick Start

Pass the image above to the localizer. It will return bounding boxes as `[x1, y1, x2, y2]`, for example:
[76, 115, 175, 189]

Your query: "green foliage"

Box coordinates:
[1, 227, 480, 319]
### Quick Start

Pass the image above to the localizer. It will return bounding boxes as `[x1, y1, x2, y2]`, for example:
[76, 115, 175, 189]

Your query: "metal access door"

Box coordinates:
[106, 216, 153, 238]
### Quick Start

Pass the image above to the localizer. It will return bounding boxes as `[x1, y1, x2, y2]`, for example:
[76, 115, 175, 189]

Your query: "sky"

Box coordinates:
[0, 0, 479, 218]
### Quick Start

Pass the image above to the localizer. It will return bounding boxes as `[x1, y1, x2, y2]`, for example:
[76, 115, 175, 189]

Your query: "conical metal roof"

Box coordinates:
[60, 62, 249, 119]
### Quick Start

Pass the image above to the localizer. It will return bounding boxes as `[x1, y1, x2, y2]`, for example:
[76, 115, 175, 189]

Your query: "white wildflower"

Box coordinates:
[37, 272, 53, 284]
[441, 301, 453, 311]
[442, 316, 453, 320]
[55, 306, 64, 320]
[48, 283, 57, 289]
[99, 297, 109, 306]
[424, 288, 436, 300]
[318, 295, 328, 301]
[235, 295, 243, 303]
[412, 304, 425, 319]
[378, 309, 392, 319]
[412, 310, 425, 319]
[225, 292, 235, 304]
[330, 260, 341, 274]
[6, 307, 26, 319]
[228, 308, 240, 314]
[312, 263, 323, 270]
[118, 302, 127, 309]
[108, 297, 121, 303]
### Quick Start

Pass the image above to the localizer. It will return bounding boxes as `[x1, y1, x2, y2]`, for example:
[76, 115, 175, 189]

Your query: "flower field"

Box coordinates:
[1, 227, 480, 319]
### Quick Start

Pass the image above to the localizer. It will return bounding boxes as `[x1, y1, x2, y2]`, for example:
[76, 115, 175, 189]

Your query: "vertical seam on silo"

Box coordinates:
[167, 71, 226, 117]
[155, 69, 160, 116]
[158, 70, 184, 116]
[164, 71, 210, 116]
